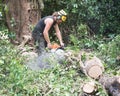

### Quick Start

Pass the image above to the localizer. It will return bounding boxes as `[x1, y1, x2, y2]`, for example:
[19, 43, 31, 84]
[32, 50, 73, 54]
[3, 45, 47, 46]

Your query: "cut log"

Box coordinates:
[64, 50, 104, 79]
[82, 76, 120, 96]
[99, 75, 120, 96]
[80, 56, 104, 79]
[82, 81, 97, 94]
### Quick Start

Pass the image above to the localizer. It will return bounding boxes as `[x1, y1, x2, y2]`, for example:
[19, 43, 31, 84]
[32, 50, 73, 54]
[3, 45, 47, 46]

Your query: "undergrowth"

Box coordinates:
[0, 27, 119, 96]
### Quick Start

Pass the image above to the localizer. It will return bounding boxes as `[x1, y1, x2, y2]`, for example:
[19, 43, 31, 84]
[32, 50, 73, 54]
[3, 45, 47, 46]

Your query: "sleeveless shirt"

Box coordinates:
[33, 16, 56, 33]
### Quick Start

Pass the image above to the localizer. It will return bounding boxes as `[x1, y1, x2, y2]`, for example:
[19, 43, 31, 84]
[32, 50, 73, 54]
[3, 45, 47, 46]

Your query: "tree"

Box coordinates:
[3, 0, 44, 46]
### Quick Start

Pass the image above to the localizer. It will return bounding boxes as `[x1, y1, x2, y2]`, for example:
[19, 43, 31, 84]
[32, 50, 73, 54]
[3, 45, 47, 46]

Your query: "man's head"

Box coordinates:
[52, 9, 67, 23]
[57, 10, 67, 22]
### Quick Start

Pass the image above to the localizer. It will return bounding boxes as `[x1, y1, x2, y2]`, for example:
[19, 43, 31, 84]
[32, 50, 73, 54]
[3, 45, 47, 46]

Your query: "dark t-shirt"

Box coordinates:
[33, 16, 56, 33]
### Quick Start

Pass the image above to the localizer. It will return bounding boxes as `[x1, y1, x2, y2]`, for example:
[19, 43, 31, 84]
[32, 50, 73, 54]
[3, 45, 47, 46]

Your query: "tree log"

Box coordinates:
[64, 50, 104, 79]
[82, 81, 97, 94]
[99, 75, 120, 96]
[81, 76, 120, 96]
[80, 56, 104, 79]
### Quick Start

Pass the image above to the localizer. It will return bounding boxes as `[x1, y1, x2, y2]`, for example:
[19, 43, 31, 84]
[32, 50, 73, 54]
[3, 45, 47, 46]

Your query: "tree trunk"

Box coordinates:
[4, 0, 44, 46]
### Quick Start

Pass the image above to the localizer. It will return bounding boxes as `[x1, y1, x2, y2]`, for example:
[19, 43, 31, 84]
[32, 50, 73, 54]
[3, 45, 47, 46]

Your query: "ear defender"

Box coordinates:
[57, 15, 61, 20]
[61, 15, 67, 22]
[57, 15, 67, 22]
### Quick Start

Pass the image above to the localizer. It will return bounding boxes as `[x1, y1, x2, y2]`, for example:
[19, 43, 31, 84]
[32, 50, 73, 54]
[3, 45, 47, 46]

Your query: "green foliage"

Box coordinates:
[43, 0, 120, 37]
[0, 38, 83, 95]
[1, 28, 117, 96]
[0, 0, 6, 26]
[95, 82, 108, 96]
[68, 24, 104, 50]
[97, 35, 120, 72]
[0, 25, 15, 40]
[0, 29, 85, 95]
[0, 0, 120, 95]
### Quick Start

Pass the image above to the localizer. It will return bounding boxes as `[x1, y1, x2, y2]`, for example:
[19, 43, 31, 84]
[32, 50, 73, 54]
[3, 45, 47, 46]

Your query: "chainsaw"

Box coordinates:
[50, 43, 64, 50]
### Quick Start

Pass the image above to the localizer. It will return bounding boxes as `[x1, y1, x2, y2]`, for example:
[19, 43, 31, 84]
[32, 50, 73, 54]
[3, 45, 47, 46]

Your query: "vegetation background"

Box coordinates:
[0, 0, 120, 96]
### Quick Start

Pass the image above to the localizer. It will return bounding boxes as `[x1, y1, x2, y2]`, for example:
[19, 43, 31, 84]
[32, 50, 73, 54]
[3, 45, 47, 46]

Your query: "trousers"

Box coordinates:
[32, 30, 47, 54]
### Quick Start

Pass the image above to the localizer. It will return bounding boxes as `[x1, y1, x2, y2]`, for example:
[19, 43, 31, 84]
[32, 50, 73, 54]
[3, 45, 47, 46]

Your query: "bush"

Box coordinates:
[97, 35, 120, 72]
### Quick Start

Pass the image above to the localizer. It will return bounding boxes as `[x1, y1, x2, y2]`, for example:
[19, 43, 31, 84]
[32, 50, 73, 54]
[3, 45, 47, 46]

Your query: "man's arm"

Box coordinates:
[43, 18, 53, 48]
[54, 24, 64, 46]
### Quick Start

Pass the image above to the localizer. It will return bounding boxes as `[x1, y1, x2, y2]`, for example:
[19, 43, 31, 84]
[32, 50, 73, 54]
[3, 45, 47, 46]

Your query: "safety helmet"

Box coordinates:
[57, 9, 67, 22]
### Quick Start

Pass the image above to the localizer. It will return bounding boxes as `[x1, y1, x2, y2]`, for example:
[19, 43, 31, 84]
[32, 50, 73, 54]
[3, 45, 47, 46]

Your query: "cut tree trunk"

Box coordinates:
[64, 50, 104, 79]
[80, 56, 104, 79]
[4, 0, 44, 46]
[82, 81, 97, 94]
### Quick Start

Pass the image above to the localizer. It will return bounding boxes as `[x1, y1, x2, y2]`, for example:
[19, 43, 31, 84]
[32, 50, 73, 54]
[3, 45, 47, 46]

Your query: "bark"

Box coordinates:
[64, 50, 104, 79]
[81, 76, 120, 96]
[78, 51, 104, 79]
[83, 56, 104, 79]
[99, 75, 120, 96]
[4, 0, 44, 46]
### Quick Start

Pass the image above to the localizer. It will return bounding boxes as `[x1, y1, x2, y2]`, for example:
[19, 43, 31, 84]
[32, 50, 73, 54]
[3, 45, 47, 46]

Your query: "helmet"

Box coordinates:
[57, 10, 67, 22]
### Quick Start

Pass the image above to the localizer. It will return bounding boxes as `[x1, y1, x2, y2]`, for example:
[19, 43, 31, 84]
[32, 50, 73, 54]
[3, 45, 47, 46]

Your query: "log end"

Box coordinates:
[88, 65, 103, 79]
[82, 81, 96, 94]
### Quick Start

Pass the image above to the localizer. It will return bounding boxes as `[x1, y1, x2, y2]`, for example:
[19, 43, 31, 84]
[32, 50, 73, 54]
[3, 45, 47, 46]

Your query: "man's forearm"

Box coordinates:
[56, 31, 63, 44]
[43, 31, 51, 44]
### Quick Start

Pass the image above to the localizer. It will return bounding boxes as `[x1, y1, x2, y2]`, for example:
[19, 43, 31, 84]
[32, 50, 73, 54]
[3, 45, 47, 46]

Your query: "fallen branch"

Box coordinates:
[99, 75, 120, 96]
[18, 35, 32, 48]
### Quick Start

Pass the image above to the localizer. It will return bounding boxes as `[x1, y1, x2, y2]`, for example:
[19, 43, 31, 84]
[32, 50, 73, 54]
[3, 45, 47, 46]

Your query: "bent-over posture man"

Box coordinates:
[32, 9, 67, 54]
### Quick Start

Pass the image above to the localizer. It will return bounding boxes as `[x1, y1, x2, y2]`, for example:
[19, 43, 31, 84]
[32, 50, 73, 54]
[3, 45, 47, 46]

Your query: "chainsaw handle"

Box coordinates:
[57, 46, 65, 50]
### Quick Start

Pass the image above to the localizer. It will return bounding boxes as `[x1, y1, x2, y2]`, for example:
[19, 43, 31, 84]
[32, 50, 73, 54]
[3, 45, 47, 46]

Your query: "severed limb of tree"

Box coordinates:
[81, 76, 120, 96]
[64, 50, 104, 79]
[99, 75, 120, 96]
[78, 51, 104, 79]
[65, 50, 119, 96]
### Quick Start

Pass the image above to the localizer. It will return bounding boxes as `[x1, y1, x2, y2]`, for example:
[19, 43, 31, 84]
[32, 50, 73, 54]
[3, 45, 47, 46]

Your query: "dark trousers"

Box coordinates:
[32, 30, 47, 54]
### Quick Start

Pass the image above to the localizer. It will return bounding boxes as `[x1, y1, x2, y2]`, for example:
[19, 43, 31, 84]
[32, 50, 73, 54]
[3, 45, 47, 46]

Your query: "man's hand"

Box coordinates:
[60, 42, 64, 47]
[47, 43, 52, 49]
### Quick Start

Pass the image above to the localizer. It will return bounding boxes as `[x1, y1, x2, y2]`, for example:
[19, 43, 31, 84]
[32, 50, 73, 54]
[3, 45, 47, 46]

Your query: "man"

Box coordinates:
[32, 9, 67, 54]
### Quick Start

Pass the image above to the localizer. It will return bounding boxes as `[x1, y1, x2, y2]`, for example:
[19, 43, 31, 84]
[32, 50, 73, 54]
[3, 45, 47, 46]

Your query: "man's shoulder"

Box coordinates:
[45, 16, 54, 24]
[43, 16, 53, 20]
